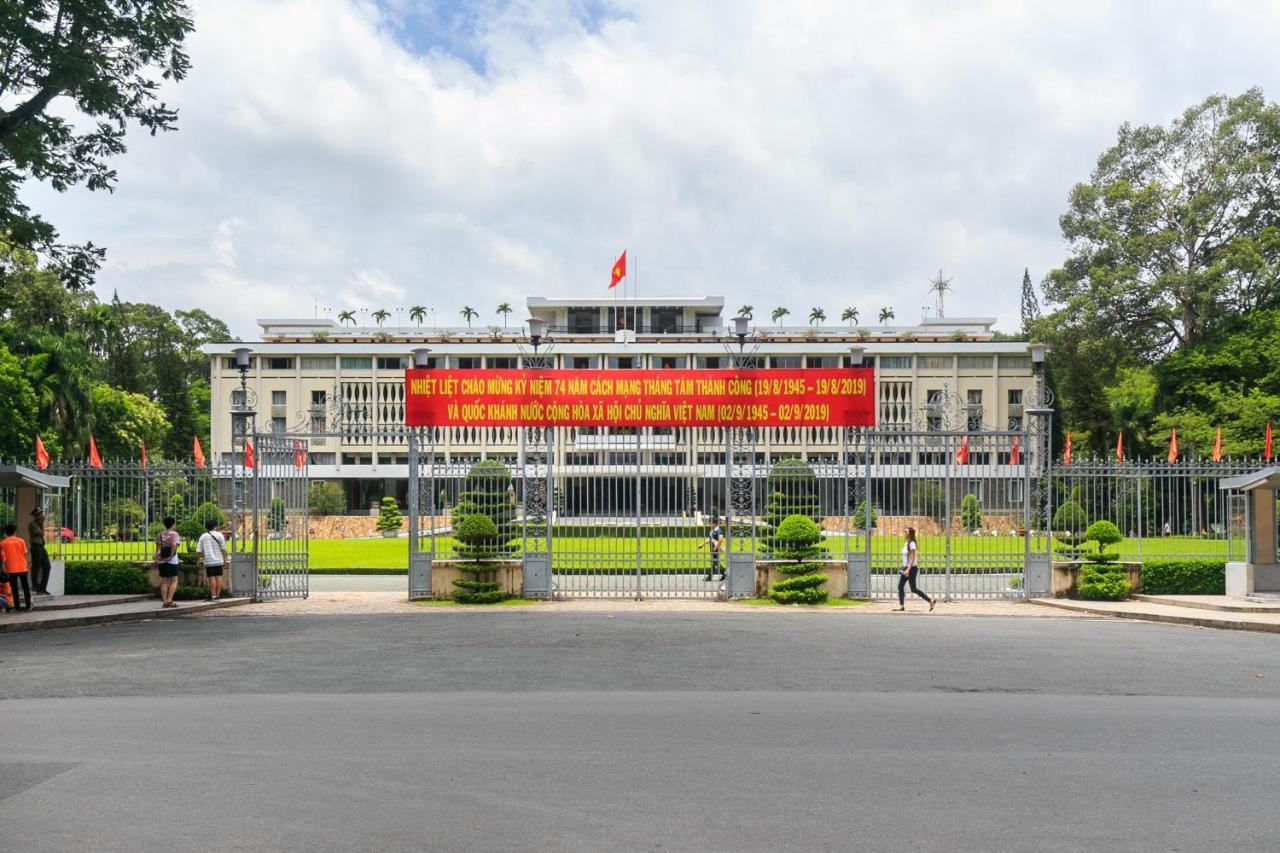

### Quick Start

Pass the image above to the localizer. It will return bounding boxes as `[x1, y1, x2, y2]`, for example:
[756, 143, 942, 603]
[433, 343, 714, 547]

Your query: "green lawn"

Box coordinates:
[54, 532, 1241, 571]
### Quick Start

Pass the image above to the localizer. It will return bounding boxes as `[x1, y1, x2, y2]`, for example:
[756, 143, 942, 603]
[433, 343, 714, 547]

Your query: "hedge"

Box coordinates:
[1076, 565, 1130, 601]
[768, 572, 828, 605]
[1140, 560, 1226, 595]
[64, 561, 153, 596]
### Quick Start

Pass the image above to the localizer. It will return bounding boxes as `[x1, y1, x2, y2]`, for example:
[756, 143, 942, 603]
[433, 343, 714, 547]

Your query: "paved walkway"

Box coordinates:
[1, 596, 250, 633]
[1039, 597, 1280, 633]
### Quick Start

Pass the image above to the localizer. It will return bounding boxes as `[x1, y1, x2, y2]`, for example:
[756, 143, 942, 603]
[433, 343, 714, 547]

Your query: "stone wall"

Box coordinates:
[821, 512, 1025, 537]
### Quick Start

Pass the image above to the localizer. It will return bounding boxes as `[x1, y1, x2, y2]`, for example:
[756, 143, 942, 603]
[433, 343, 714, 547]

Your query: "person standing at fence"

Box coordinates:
[196, 519, 228, 601]
[1, 523, 31, 611]
[153, 516, 181, 608]
[28, 507, 52, 596]
[699, 521, 724, 581]
[894, 527, 935, 612]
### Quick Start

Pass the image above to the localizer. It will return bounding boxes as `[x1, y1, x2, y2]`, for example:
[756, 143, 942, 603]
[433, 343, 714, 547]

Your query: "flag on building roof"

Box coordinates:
[609, 250, 626, 289]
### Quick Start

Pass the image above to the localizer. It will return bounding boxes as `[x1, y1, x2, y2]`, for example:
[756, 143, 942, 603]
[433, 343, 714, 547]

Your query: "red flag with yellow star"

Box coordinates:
[609, 250, 626, 289]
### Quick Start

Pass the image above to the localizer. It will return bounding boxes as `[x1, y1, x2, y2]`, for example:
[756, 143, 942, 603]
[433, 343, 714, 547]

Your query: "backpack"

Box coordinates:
[158, 532, 176, 561]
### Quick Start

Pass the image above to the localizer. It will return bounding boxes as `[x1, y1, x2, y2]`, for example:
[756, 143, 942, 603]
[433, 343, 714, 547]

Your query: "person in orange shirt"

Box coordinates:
[0, 523, 31, 611]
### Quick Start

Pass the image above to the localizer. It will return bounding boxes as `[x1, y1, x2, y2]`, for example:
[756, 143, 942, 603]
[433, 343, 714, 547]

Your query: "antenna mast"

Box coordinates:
[927, 269, 953, 318]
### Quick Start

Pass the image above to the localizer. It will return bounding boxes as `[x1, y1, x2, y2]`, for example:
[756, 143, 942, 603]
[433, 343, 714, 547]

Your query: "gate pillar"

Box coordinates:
[230, 552, 255, 598]
[1025, 555, 1050, 597]
[727, 553, 754, 598]
[847, 553, 869, 597]
[523, 553, 550, 598]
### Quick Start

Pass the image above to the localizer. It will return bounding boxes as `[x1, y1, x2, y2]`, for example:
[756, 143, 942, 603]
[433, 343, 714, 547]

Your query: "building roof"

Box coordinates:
[0, 464, 70, 490]
[1220, 467, 1280, 492]
[527, 296, 724, 309]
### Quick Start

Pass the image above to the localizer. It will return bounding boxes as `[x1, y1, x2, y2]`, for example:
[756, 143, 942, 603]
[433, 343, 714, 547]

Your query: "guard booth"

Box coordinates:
[0, 465, 70, 596]
[1220, 467, 1280, 599]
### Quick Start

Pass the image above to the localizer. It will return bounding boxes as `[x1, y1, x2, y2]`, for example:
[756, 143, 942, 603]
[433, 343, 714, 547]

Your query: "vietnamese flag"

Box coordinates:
[293, 439, 306, 470]
[1063, 431, 1071, 466]
[1212, 428, 1222, 462]
[1267, 422, 1273, 462]
[1167, 428, 1178, 464]
[140, 440, 148, 470]
[88, 436, 104, 469]
[35, 435, 50, 470]
[1115, 431, 1123, 463]
[956, 434, 969, 465]
[193, 436, 206, 469]
[609, 250, 626, 289]
[1010, 435, 1020, 465]
[244, 439, 255, 470]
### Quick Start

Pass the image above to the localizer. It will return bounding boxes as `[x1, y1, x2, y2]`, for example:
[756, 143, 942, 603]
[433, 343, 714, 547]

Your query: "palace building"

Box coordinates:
[204, 296, 1038, 514]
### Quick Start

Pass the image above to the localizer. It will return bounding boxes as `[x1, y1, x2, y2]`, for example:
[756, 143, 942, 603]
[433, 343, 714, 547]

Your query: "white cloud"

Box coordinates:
[24, 0, 1280, 336]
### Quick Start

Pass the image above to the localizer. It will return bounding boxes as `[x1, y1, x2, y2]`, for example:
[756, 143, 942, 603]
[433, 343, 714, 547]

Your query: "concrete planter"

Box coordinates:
[1051, 560, 1141, 598]
[755, 560, 848, 599]
[429, 560, 524, 600]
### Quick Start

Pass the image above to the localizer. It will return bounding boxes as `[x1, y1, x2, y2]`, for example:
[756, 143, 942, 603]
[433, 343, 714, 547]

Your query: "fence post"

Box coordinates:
[944, 434, 952, 602]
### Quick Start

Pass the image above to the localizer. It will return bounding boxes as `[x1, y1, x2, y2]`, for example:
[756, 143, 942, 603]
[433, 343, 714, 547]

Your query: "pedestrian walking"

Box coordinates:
[0, 523, 32, 611]
[894, 526, 935, 612]
[153, 515, 182, 608]
[28, 507, 52, 595]
[196, 519, 228, 601]
[698, 521, 724, 581]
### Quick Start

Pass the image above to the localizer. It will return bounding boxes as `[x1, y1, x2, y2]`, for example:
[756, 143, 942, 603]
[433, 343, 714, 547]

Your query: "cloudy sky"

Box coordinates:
[28, 0, 1280, 337]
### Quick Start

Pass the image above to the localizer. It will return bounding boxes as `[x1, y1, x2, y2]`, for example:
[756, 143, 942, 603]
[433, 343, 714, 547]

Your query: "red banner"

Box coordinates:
[404, 368, 875, 427]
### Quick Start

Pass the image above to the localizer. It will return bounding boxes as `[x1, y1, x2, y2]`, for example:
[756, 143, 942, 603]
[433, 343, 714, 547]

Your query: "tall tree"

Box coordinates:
[0, 1, 195, 288]
[496, 302, 512, 328]
[0, 344, 38, 460]
[879, 307, 895, 325]
[460, 306, 477, 328]
[841, 307, 859, 327]
[771, 307, 789, 326]
[1019, 268, 1040, 333]
[88, 383, 169, 461]
[738, 305, 753, 320]
[1045, 89, 1280, 356]
[808, 308, 826, 326]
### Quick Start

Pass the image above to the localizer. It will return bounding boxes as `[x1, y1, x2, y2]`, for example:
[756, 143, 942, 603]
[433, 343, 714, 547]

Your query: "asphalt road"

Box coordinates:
[1, 611, 1277, 852]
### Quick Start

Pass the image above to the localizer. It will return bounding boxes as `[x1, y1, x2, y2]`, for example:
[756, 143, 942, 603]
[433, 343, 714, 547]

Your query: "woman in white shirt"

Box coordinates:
[894, 527, 935, 611]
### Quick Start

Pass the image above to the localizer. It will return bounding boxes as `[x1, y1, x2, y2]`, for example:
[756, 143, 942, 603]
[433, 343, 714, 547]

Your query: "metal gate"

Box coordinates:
[862, 427, 1047, 600]
[250, 434, 310, 600]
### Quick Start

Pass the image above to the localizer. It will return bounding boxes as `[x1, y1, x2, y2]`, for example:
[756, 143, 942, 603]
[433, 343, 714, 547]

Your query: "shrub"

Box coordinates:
[1052, 499, 1087, 555]
[375, 496, 402, 533]
[772, 515, 823, 564]
[851, 499, 877, 530]
[103, 497, 145, 540]
[768, 572, 829, 605]
[174, 585, 210, 601]
[1083, 520, 1123, 562]
[0, 503, 12, 527]
[960, 493, 982, 530]
[309, 481, 346, 516]
[451, 577, 505, 604]
[267, 497, 286, 532]
[1076, 565, 1130, 601]
[64, 561, 153, 595]
[762, 458, 820, 552]
[454, 513, 503, 562]
[1141, 560, 1225, 595]
[453, 461, 517, 556]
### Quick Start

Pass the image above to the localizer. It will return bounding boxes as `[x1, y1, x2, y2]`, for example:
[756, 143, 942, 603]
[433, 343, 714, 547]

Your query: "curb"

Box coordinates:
[0, 597, 252, 634]
[1037, 599, 1280, 634]
[1132, 594, 1280, 614]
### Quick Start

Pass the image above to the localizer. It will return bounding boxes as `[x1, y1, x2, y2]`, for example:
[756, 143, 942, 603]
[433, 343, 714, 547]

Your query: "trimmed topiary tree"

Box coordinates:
[1083, 520, 1123, 563]
[762, 458, 821, 554]
[267, 497, 286, 533]
[176, 501, 227, 551]
[375, 496, 402, 535]
[960, 493, 982, 531]
[851, 498, 877, 531]
[454, 460, 517, 556]
[767, 513, 828, 604]
[1052, 498, 1087, 556]
[452, 513, 505, 603]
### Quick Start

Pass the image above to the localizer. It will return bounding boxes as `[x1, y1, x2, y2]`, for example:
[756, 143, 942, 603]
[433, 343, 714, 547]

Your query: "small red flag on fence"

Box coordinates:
[293, 440, 306, 469]
[1212, 428, 1222, 462]
[1010, 435, 1020, 465]
[193, 436, 206, 469]
[140, 440, 148, 470]
[244, 439, 255, 470]
[1167, 428, 1178, 464]
[1267, 422, 1273, 461]
[34, 435, 50, 470]
[956, 434, 969, 465]
[1063, 431, 1071, 466]
[88, 436, 104, 469]
[1115, 431, 1123, 463]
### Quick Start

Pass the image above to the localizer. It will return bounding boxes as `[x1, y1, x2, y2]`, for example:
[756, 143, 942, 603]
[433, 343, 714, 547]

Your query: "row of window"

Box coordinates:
[285, 451, 1031, 468]
[227, 353, 1032, 372]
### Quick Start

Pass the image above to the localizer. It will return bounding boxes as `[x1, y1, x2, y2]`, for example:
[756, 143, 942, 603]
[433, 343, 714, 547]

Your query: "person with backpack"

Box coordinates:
[196, 518, 229, 601]
[153, 515, 182, 608]
[0, 523, 31, 611]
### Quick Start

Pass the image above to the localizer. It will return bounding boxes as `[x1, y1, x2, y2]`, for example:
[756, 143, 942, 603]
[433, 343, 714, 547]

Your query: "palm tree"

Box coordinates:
[371, 309, 390, 327]
[738, 305, 754, 320]
[460, 306, 478, 328]
[771, 307, 789, 326]
[879, 307, 895, 325]
[496, 302, 513, 328]
[841, 307, 859, 327]
[338, 310, 356, 327]
[409, 306, 426, 327]
[808, 307, 826, 327]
